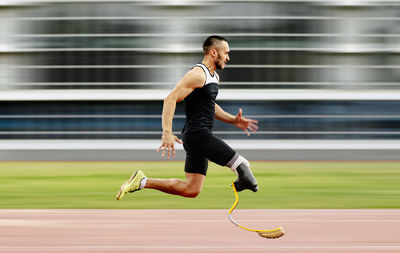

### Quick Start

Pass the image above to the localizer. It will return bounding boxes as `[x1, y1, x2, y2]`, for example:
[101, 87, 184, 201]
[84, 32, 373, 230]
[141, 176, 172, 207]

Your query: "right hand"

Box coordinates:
[157, 131, 183, 159]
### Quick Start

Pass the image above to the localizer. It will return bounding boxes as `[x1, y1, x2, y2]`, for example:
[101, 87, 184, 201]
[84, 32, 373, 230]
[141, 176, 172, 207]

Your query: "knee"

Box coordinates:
[182, 187, 201, 198]
[183, 192, 200, 198]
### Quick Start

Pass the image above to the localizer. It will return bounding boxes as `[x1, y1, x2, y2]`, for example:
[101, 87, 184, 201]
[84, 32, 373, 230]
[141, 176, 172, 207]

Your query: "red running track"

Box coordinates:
[0, 209, 399, 253]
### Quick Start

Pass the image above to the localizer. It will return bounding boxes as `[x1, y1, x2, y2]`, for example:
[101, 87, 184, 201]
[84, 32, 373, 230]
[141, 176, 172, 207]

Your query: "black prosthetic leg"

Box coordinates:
[234, 163, 258, 192]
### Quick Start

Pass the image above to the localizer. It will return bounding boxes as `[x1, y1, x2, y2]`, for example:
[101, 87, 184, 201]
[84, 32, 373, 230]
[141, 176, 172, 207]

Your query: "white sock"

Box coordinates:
[140, 177, 147, 189]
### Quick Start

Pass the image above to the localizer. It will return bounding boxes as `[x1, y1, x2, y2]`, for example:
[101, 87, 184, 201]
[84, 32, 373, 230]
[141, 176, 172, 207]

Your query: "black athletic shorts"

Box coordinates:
[182, 131, 236, 176]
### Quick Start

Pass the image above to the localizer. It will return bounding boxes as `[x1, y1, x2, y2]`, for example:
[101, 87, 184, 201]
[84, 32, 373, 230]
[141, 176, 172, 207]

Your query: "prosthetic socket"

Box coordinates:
[228, 154, 258, 192]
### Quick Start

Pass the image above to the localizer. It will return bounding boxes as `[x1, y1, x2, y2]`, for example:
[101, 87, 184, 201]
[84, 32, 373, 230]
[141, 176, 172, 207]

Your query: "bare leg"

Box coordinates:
[144, 172, 205, 198]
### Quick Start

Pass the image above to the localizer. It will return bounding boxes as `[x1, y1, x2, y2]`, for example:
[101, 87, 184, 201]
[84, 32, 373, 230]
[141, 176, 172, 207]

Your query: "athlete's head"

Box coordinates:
[203, 35, 230, 70]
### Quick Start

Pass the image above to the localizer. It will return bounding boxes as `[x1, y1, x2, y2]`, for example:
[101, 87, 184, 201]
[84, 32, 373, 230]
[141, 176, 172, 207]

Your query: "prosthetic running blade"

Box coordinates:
[228, 182, 285, 239]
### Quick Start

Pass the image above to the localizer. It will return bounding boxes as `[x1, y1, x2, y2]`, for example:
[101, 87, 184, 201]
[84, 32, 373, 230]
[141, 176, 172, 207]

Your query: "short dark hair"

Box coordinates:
[202, 35, 228, 55]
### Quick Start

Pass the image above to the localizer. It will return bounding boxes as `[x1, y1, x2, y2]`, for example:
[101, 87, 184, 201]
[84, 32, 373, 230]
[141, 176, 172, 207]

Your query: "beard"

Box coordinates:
[215, 54, 224, 70]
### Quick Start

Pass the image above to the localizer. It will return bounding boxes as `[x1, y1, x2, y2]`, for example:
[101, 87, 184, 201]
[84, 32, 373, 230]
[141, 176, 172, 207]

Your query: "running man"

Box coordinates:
[116, 35, 259, 200]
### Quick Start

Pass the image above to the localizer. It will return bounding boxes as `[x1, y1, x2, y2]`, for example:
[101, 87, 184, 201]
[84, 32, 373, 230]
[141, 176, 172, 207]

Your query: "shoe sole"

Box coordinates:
[116, 170, 139, 200]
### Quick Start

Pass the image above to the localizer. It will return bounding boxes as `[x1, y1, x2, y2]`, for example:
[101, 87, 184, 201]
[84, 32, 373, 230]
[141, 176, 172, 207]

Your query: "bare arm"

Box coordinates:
[215, 103, 235, 124]
[157, 67, 205, 159]
[215, 103, 259, 136]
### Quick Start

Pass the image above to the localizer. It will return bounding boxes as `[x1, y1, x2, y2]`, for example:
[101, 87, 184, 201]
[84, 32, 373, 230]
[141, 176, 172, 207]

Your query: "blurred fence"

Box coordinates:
[1, 0, 400, 90]
[0, 100, 400, 140]
[0, 0, 399, 160]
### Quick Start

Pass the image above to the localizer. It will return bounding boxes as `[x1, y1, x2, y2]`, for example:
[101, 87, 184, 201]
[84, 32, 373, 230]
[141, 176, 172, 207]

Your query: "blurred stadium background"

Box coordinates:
[0, 0, 399, 161]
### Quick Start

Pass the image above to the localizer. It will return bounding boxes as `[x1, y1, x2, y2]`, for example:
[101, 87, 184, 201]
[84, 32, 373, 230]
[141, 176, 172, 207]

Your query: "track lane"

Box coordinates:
[0, 209, 399, 253]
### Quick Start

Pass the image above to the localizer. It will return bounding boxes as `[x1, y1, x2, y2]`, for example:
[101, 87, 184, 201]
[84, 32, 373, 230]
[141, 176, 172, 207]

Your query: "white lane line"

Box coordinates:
[1, 210, 399, 216]
[1, 212, 400, 217]
[1, 219, 400, 224]
[1, 246, 400, 249]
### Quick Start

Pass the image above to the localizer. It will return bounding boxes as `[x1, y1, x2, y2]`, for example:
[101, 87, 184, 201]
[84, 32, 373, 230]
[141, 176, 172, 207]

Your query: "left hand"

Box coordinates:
[233, 108, 259, 136]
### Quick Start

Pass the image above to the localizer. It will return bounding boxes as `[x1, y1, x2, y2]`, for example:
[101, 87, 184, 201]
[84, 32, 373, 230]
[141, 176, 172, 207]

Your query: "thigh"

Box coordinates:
[183, 132, 235, 169]
[184, 151, 209, 176]
[203, 134, 236, 167]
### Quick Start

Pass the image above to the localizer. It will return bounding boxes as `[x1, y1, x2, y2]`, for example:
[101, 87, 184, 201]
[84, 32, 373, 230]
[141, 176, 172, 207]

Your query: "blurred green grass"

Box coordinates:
[0, 161, 399, 209]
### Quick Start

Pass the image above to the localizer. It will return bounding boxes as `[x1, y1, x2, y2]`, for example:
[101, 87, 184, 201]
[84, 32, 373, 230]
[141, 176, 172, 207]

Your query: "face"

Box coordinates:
[214, 41, 230, 70]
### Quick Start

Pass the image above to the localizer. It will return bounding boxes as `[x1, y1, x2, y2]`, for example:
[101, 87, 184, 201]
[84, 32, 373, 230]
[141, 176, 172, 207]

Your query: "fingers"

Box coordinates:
[169, 145, 173, 159]
[241, 121, 259, 136]
[165, 144, 173, 159]
[238, 109, 258, 125]
[156, 145, 163, 157]
[158, 143, 174, 159]
[158, 135, 183, 159]
[247, 122, 259, 132]
[157, 144, 169, 158]
[248, 118, 258, 124]
[175, 136, 183, 144]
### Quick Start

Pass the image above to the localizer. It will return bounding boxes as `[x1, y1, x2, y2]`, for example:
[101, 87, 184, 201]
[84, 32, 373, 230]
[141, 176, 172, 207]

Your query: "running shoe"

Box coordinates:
[116, 170, 146, 200]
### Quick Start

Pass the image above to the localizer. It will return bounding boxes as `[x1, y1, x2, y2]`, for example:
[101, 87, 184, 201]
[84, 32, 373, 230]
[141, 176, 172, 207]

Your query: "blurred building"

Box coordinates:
[0, 0, 399, 160]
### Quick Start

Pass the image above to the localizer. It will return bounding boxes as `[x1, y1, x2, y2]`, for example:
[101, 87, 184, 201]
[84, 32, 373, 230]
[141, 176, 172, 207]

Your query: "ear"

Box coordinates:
[210, 48, 217, 57]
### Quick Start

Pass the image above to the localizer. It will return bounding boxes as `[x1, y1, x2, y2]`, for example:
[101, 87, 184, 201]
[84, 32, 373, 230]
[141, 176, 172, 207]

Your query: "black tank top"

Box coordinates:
[182, 63, 219, 135]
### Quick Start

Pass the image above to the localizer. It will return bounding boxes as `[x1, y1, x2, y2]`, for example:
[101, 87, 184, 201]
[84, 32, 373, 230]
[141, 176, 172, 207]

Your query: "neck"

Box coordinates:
[201, 57, 216, 75]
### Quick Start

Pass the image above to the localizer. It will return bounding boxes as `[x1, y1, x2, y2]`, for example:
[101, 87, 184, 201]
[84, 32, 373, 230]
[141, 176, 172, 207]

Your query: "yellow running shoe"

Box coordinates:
[116, 170, 146, 200]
